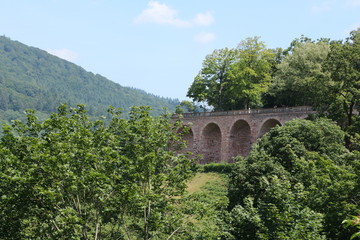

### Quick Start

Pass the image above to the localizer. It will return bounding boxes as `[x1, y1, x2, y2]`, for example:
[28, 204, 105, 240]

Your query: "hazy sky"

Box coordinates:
[1, 0, 360, 100]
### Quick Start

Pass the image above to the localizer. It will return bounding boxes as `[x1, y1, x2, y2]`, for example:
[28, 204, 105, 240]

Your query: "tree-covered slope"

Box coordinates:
[0, 35, 179, 121]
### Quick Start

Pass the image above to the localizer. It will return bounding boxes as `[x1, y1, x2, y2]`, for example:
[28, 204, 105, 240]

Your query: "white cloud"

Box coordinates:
[193, 12, 214, 26]
[134, 1, 190, 27]
[346, 0, 360, 6]
[47, 49, 79, 62]
[134, 1, 214, 28]
[193, 32, 216, 44]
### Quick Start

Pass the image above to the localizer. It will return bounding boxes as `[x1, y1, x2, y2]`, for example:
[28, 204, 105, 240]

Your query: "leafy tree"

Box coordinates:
[175, 100, 198, 114]
[343, 215, 360, 240]
[109, 106, 194, 240]
[227, 118, 359, 239]
[270, 41, 331, 107]
[187, 37, 275, 111]
[0, 105, 194, 239]
[179, 100, 197, 113]
[226, 178, 325, 240]
[227, 37, 276, 109]
[187, 48, 238, 111]
[348, 117, 360, 151]
[324, 28, 360, 128]
[282, 35, 315, 56]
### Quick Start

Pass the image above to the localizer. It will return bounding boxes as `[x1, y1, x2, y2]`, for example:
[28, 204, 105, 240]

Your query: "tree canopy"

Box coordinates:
[324, 29, 360, 128]
[1, 29, 360, 240]
[187, 37, 275, 111]
[187, 47, 238, 111]
[270, 41, 331, 107]
[227, 118, 359, 240]
[0, 105, 194, 239]
[187, 30, 359, 123]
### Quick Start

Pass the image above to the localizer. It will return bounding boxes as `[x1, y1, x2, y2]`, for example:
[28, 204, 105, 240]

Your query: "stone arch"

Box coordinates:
[201, 122, 221, 164]
[229, 119, 251, 160]
[259, 119, 281, 138]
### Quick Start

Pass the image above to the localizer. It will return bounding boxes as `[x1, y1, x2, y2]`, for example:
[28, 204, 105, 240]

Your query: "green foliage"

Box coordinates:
[187, 47, 238, 111]
[348, 117, 360, 151]
[2, 28, 360, 240]
[175, 100, 200, 114]
[324, 28, 360, 128]
[228, 37, 276, 109]
[343, 215, 360, 239]
[270, 41, 332, 107]
[0, 36, 179, 120]
[0, 104, 194, 239]
[202, 162, 233, 174]
[176, 173, 230, 239]
[187, 37, 275, 111]
[226, 179, 326, 240]
[269, 29, 360, 134]
[187, 28, 358, 132]
[227, 118, 360, 239]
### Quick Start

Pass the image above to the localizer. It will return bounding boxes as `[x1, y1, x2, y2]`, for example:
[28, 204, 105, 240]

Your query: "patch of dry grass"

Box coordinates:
[186, 172, 225, 194]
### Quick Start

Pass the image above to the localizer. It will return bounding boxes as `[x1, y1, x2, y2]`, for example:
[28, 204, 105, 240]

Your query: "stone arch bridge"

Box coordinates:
[173, 106, 316, 164]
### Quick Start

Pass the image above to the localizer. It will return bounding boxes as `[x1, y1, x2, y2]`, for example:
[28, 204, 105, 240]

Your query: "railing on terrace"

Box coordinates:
[173, 106, 315, 118]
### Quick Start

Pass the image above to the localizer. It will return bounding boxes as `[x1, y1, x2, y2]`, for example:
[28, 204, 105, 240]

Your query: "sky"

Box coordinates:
[1, 0, 360, 101]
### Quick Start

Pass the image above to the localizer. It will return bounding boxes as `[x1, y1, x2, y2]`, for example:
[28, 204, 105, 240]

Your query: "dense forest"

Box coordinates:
[0, 35, 179, 123]
[0, 29, 359, 239]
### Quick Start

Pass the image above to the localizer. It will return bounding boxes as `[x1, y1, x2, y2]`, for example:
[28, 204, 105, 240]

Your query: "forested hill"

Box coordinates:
[0, 35, 179, 121]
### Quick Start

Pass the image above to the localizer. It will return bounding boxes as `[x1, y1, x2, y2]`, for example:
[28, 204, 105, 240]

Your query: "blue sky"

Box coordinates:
[1, 0, 360, 100]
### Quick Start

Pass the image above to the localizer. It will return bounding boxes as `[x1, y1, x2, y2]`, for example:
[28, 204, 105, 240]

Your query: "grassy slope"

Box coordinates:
[179, 172, 229, 239]
[186, 172, 228, 194]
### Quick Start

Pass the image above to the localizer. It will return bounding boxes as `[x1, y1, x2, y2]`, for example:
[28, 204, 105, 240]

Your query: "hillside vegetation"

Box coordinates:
[0, 29, 359, 240]
[186, 29, 359, 143]
[0, 36, 179, 122]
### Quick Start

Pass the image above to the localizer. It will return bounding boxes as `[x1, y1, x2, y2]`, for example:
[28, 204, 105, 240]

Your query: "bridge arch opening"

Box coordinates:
[229, 120, 251, 160]
[259, 119, 281, 138]
[201, 123, 221, 164]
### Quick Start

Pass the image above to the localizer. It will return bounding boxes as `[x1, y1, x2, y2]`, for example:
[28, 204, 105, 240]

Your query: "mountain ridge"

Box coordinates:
[0, 35, 179, 122]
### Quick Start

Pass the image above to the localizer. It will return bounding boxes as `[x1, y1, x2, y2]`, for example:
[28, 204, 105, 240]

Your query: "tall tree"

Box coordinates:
[324, 28, 360, 128]
[228, 37, 275, 109]
[0, 105, 194, 239]
[110, 106, 194, 240]
[187, 48, 237, 111]
[187, 37, 275, 111]
[270, 41, 331, 107]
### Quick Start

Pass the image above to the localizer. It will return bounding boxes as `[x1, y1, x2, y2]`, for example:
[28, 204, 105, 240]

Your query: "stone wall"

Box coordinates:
[173, 107, 315, 163]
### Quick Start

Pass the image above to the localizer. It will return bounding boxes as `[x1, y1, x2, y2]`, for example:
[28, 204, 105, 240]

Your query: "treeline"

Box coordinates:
[186, 29, 360, 142]
[181, 29, 359, 239]
[1, 105, 359, 239]
[0, 29, 359, 239]
[0, 105, 194, 239]
[0, 35, 179, 122]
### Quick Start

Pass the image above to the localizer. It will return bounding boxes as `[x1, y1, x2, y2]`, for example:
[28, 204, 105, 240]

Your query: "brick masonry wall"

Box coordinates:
[173, 107, 315, 163]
